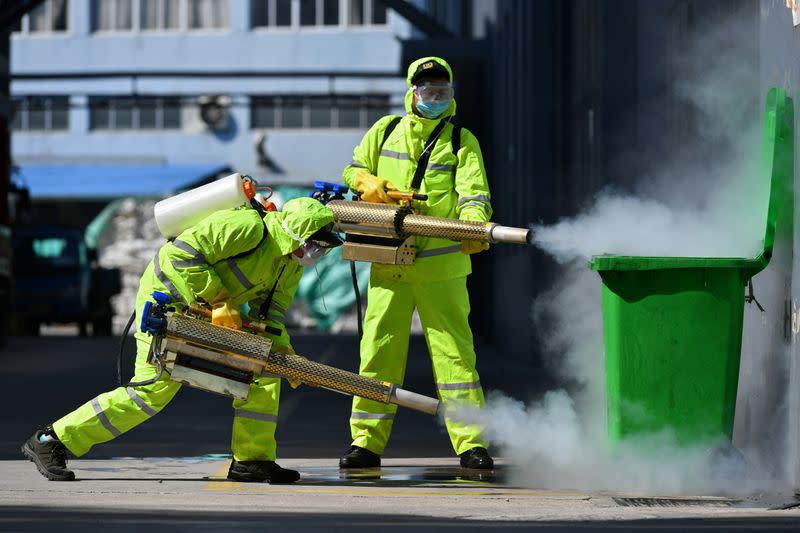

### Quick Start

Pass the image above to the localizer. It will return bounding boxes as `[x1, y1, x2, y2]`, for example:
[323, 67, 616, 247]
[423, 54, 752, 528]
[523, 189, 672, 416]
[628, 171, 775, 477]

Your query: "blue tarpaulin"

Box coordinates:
[14, 163, 231, 199]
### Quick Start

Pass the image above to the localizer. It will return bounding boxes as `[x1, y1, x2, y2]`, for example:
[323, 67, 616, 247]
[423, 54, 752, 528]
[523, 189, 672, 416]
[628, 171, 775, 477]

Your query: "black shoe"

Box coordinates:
[22, 427, 75, 481]
[459, 447, 494, 470]
[227, 460, 300, 484]
[339, 445, 381, 469]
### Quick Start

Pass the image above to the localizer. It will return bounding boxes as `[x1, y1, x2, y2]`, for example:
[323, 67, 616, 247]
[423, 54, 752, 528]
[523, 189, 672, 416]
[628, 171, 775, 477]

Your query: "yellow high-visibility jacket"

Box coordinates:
[343, 56, 492, 282]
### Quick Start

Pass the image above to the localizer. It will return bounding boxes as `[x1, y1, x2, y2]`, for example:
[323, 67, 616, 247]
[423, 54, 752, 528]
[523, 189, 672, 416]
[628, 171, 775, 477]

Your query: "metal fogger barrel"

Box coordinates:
[326, 200, 533, 265]
[327, 200, 533, 245]
[150, 312, 439, 416]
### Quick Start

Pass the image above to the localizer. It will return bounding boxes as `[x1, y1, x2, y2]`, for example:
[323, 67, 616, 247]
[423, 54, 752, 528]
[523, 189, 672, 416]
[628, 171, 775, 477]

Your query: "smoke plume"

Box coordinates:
[451, 6, 795, 495]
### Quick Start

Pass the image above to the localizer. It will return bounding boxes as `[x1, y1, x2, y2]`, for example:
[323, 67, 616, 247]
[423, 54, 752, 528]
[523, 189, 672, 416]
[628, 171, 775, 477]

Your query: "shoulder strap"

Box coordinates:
[379, 116, 402, 153]
[451, 125, 462, 177]
[451, 125, 462, 158]
[410, 120, 448, 191]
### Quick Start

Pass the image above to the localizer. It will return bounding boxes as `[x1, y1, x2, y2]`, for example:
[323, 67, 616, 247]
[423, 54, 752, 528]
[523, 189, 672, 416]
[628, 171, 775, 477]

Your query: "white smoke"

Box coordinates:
[451, 7, 794, 495]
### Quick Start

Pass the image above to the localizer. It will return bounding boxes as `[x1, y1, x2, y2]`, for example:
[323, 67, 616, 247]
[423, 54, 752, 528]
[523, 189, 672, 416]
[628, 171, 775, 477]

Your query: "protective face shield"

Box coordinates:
[281, 219, 341, 267]
[291, 241, 330, 267]
[413, 82, 454, 119]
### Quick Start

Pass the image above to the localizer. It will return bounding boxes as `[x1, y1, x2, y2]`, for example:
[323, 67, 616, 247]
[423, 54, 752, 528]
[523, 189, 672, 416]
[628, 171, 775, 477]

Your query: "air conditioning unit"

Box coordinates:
[198, 95, 231, 131]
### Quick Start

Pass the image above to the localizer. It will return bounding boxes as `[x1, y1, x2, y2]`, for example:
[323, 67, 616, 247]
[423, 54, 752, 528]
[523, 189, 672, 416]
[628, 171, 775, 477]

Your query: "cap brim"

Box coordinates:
[411, 64, 450, 84]
[308, 227, 343, 248]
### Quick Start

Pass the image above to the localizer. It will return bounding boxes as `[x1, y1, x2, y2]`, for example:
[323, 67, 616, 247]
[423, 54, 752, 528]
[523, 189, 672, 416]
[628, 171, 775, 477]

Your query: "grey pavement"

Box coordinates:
[1, 335, 799, 531]
[2, 458, 800, 531]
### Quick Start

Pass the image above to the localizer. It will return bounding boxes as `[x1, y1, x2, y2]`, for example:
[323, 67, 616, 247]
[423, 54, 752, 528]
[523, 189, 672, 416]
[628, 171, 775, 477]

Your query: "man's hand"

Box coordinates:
[461, 240, 490, 255]
[211, 302, 242, 329]
[354, 172, 398, 204]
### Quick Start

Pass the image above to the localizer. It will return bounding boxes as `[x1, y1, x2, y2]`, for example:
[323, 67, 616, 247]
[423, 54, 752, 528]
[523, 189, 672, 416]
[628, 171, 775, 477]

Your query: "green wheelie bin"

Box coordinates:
[590, 87, 794, 445]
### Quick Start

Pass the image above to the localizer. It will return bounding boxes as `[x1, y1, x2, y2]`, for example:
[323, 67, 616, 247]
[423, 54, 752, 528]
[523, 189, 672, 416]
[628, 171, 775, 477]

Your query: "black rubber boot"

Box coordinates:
[459, 447, 494, 470]
[339, 445, 381, 469]
[22, 427, 75, 481]
[227, 460, 300, 484]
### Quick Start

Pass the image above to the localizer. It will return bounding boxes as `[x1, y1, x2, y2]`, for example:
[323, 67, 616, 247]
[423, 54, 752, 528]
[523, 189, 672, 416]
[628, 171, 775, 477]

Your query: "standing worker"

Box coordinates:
[339, 57, 494, 469]
[22, 198, 341, 483]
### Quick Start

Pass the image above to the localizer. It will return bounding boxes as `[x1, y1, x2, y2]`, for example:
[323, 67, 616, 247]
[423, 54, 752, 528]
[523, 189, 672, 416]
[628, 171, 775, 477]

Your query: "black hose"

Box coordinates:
[126, 339, 165, 388]
[117, 309, 165, 388]
[350, 261, 363, 340]
[117, 310, 136, 387]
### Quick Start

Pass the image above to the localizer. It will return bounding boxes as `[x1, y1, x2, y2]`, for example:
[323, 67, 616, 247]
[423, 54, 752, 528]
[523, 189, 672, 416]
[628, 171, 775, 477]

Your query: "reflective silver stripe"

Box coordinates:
[172, 256, 207, 268]
[126, 387, 157, 417]
[457, 194, 490, 206]
[227, 258, 254, 290]
[427, 162, 454, 172]
[153, 251, 185, 304]
[459, 201, 491, 214]
[172, 239, 207, 262]
[234, 409, 278, 423]
[416, 245, 462, 259]
[91, 398, 121, 437]
[171, 239, 208, 269]
[350, 412, 395, 420]
[437, 380, 482, 391]
[380, 149, 410, 160]
[349, 159, 367, 168]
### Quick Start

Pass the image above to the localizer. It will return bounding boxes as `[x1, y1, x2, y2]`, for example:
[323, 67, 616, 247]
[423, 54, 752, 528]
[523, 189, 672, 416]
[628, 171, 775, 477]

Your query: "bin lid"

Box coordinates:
[591, 87, 793, 274]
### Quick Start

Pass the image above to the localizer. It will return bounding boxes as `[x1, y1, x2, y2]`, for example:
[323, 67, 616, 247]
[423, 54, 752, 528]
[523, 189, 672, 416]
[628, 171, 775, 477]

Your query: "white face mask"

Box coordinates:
[282, 219, 330, 267]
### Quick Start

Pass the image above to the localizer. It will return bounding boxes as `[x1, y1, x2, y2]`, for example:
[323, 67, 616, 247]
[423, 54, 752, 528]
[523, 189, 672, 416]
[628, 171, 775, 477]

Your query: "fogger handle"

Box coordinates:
[386, 190, 428, 202]
[187, 305, 274, 335]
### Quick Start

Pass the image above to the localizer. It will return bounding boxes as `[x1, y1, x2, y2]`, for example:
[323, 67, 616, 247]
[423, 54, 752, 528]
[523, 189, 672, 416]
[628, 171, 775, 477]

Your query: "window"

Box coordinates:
[141, 0, 180, 30]
[189, 0, 229, 29]
[300, 0, 315, 26]
[251, 0, 384, 29]
[92, 0, 133, 31]
[11, 96, 70, 132]
[323, 0, 339, 25]
[350, 0, 385, 25]
[89, 97, 183, 130]
[251, 95, 389, 129]
[16, 0, 68, 34]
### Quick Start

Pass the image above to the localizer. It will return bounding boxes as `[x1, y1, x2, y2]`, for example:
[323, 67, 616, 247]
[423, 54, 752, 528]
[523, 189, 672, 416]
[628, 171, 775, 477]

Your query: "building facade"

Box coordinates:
[10, 0, 415, 183]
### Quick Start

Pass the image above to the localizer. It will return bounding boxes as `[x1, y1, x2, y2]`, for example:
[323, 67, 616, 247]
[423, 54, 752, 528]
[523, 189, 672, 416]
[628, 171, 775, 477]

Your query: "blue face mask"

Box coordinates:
[416, 99, 450, 119]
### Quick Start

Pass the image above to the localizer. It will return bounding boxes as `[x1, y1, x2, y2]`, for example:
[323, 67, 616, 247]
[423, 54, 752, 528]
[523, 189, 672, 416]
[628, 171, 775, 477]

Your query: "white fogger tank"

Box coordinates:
[154, 173, 261, 239]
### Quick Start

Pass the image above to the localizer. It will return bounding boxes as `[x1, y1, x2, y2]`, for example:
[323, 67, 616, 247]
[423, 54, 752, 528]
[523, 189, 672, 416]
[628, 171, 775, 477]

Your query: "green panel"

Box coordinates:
[600, 268, 746, 443]
[592, 88, 794, 445]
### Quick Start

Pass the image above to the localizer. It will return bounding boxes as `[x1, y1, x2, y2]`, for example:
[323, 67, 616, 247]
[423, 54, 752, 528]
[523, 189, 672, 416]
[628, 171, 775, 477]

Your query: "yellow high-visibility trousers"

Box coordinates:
[53, 303, 282, 460]
[349, 275, 487, 455]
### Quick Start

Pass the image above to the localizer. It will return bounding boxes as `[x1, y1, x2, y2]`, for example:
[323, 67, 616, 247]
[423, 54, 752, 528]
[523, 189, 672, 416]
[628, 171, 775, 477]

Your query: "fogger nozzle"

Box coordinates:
[327, 200, 533, 245]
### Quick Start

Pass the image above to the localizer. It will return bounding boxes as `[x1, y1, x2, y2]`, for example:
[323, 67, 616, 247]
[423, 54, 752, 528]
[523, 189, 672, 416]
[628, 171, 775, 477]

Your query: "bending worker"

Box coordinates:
[23, 197, 341, 483]
[339, 56, 494, 470]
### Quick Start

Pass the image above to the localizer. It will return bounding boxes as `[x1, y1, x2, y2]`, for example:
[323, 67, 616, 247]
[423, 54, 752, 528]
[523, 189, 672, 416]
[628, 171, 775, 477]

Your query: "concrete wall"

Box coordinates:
[744, 0, 800, 487]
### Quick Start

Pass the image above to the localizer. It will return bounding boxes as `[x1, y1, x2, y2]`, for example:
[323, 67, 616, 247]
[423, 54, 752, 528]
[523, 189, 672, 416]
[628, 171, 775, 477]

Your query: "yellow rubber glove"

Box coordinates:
[354, 172, 397, 204]
[274, 345, 303, 389]
[461, 240, 490, 255]
[211, 302, 242, 329]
